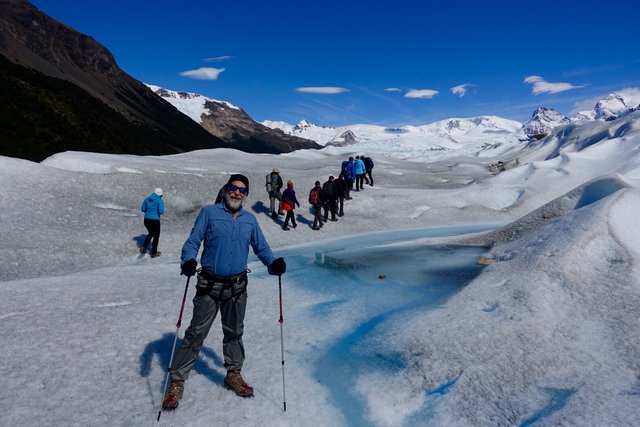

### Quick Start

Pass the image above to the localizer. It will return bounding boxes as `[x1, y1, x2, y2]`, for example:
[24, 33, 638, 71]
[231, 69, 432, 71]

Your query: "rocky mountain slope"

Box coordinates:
[0, 0, 316, 161]
[149, 86, 322, 154]
[0, 0, 232, 161]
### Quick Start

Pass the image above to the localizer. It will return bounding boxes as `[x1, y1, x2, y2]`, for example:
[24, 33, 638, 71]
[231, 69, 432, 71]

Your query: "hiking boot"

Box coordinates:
[282, 226, 290, 231]
[312, 226, 320, 230]
[151, 252, 162, 258]
[271, 212, 278, 219]
[162, 379, 184, 410]
[224, 370, 254, 397]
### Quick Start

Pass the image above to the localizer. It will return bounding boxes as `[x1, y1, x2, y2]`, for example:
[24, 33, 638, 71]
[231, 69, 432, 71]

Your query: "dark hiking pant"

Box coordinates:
[142, 218, 160, 254]
[366, 170, 373, 186]
[283, 210, 296, 228]
[322, 202, 329, 220]
[345, 179, 353, 199]
[170, 271, 248, 380]
[313, 204, 323, 228]
[269, 194, 277, 214]
[324, 199, 337, 221]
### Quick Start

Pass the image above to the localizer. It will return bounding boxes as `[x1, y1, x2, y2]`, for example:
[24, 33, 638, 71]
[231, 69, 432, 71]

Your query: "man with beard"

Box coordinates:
[162, 174, 286, 409]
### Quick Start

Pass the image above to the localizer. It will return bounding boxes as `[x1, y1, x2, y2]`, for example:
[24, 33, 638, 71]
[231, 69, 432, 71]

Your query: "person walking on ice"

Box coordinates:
[281, 180, 300, 231]
[308, 180, 324, 230]
[162, 174, 286, 409]
[266, 168, 284, 219]
[140, 188, 164, 257]
[363, 155, 374, 186]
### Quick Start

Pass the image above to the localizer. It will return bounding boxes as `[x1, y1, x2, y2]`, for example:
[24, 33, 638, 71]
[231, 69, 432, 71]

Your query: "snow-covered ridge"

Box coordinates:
[259, 91, 640, 159]
[522, 107, 571, 139]
[146, 84, 239, 123]
[575, 90, 640, 121]
[149, 83, 640, 160]
[262, 116, 525, 160]
[263, 116, 522, 145]
[594, 93, 631, 121]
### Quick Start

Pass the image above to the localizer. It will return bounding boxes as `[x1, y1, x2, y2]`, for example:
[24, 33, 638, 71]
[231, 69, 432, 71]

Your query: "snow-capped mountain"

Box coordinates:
[148, 85, 321, 153]
[522, 107, 571, 140]
[263, 116, 524, 160]
[146, 85, 241, 124]
[575, 91, 640, 121]
[149, 84, 640, 161]
[594, 93, 632, 121]
[520, 110, 640, 163]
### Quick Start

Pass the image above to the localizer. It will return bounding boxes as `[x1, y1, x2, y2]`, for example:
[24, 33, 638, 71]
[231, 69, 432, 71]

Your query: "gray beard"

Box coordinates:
[224, 192, 245, 212]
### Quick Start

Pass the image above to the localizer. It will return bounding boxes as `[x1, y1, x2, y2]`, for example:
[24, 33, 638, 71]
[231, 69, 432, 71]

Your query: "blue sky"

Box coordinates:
[31, 0, 640, 127]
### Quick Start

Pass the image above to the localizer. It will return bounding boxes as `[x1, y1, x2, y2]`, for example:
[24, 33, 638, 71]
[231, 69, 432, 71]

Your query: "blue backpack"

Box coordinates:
[341, 160, 350, 177]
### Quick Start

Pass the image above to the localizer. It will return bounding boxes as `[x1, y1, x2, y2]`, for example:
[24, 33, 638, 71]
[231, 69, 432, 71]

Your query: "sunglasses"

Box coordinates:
[227, 184, 248, 194]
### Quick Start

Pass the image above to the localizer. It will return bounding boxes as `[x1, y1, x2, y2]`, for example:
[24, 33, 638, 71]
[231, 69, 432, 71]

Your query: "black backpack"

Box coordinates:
[364, 157, 374, 169]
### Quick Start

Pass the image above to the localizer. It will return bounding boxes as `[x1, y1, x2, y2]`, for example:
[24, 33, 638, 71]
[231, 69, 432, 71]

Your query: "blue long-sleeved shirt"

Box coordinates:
[181, 203, 276, 276]
[141, 193, 164, 220]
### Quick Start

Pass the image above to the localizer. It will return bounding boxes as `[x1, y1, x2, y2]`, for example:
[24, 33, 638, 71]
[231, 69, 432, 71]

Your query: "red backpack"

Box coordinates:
[308, 188, 320, 205]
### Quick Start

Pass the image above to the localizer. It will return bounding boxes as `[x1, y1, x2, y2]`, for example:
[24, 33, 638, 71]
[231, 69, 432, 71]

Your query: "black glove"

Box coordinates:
[181, 259, 198, 277]
[270, 257, 286, 276]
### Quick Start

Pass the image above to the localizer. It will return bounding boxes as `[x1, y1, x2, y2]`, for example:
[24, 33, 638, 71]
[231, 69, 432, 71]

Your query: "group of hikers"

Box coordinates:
[139, 154, 375, 255]
[265, 155, 375, 231]
[137, 156, 373, 412]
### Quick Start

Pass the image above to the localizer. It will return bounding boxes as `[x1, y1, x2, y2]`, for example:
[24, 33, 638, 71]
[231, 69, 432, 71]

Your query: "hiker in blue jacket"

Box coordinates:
[354, 156, 366, 191]
[140, 188, 164, 257]
[163, 174, 286, 409]
[341, 157, 355, 199]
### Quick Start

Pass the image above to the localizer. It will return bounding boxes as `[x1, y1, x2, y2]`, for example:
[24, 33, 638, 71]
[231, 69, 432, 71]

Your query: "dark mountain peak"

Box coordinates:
[199, 98, 322, 153]
[0, 0, 229, 161]
[0, 0, 315, 161]
[1, 0, 122, 86]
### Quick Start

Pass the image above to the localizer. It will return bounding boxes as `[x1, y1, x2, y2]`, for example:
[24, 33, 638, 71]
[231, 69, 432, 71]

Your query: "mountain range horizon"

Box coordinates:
[2, 0, 640, 164]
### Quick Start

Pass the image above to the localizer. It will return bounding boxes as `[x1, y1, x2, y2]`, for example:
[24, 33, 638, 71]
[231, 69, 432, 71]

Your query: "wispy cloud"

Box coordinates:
[352, 84, 416, 124]
[180, 67, 225, 80]
[296, 87, 350, 94]
[451, 83, 474, 97]
[284, 98, 366, 126]
[562, 63, 622, 78]
[202, 56, 234, 63]
[405, 89, 439, 99]
[524, 75, 583, 95]
[385, 87, 402, 92]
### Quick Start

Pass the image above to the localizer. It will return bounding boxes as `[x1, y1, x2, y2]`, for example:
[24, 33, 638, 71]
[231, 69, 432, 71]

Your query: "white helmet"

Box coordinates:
[154, 188, 163, 196]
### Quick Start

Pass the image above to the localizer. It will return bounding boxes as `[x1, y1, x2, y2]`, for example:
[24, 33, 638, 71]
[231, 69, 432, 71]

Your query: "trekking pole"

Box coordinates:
[278, 274, 287, 412]
[157, 276, 191, 422]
